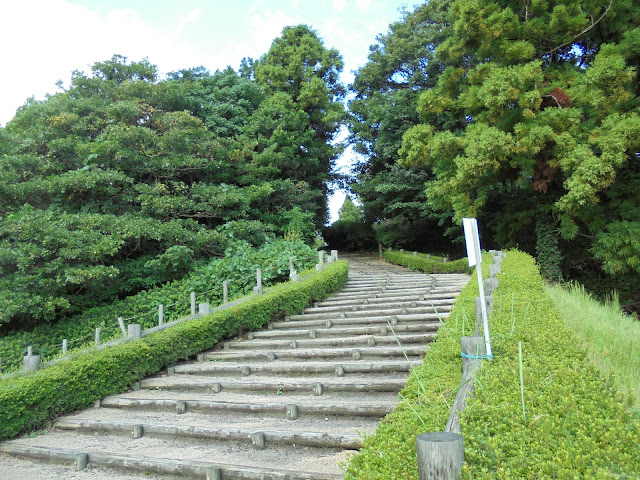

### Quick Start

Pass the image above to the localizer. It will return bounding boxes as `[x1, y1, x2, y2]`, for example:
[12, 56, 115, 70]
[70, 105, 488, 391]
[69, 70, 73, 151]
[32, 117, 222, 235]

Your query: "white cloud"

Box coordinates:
[355, 0, 374, 11]
[0, 1, 213, 125]
[332, 0, 346, 12]
[176, 8, 202, 36]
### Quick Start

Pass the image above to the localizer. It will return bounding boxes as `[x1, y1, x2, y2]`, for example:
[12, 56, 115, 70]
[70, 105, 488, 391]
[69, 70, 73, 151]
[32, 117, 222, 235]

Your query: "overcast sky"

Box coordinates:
[0, 0, 412, 220]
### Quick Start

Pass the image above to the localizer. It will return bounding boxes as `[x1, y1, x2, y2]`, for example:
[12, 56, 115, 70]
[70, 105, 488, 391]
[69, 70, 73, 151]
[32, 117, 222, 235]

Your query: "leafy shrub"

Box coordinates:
[382, 250, 472, 274]
[345, 251, 640, 479]
[0, 261, 349, 441]
[0, 239, 317, 373]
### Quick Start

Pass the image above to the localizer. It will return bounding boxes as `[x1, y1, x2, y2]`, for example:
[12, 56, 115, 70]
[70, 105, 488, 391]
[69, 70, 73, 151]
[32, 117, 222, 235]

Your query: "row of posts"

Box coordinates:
[16, 252, 335, 374]
[416, 250, 505, 480]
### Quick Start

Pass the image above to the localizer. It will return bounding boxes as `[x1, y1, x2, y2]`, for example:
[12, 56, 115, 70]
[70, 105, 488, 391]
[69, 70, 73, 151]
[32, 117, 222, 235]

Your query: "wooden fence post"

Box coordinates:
[416, 432, 464, 480]
[223, 281, 229, 304]
[118, 317, 126, 337]
[253, 268, 263, 295]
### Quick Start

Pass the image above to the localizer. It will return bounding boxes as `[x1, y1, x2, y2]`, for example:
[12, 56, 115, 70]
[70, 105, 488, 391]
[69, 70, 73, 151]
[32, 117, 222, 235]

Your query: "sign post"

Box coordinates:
[462, 218, 492, 357]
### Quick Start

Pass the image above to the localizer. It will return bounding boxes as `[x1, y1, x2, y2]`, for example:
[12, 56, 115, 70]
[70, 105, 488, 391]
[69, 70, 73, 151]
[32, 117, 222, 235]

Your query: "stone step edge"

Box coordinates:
[139, 378, 407, 395]
[55, 419, 362, 449]
[99, 397, 395, 418]
[0, 444, 342, 480]
[248, 322, 439, 340]
[205, 345, 427, 361]
[172, 359, 420, 376]
[223, 333, 437, 350]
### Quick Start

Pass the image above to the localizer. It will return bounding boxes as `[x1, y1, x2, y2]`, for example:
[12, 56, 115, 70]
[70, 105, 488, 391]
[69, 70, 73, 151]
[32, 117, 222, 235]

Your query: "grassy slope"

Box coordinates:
[545, 282, 640, 412]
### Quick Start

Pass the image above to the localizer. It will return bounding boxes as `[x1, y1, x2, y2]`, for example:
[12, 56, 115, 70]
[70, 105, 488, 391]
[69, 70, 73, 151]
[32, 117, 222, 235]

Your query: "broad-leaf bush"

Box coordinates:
[345, 251, 640, 479]
[0, 239, 316, 373]
[0, 261, 348, 441]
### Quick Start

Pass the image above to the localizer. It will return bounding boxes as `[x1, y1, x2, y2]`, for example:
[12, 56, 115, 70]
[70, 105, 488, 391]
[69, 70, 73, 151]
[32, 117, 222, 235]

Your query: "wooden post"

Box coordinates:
[117, 317, 126, 337]
[474, 296, 493, 335]
[62, 339, 68, 355]
[223, 281, 229, 304]
[23, 346, 41, 372]
[74, 453, 89, 471]
[158, 304, 164, 325]
[127, 324, 141, 340]
[254, 268, 263, 295]
[416, 432, 464, 480]
[445, 336, 485, 434]
[484, 277, 499, 296]
[190, 292, 196, 316]
[95, 327, 101, 346]
[289, 257, 296, 278]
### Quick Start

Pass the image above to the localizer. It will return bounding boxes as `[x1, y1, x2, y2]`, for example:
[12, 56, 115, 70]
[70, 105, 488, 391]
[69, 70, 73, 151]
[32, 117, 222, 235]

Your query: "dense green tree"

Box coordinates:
[396, 0, 640, 284]
[348, 1, 455, 248]
[253, 25, 347, 226]
[338, 197, 362, 223]
[0, 40, 346, 330]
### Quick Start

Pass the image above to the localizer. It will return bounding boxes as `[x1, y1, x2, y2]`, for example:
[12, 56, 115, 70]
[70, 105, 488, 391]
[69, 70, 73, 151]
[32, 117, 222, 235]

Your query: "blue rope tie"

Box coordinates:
[461, 352, 494, 360]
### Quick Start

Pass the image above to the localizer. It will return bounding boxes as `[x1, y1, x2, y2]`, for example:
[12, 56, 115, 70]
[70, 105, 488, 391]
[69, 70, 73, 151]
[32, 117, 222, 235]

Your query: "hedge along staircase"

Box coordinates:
[0, 254, 470, 480]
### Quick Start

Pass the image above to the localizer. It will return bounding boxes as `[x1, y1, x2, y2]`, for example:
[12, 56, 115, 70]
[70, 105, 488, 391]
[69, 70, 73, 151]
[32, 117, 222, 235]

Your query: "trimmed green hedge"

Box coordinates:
[345, 251, 640, 479]
[382, 250, 472, 274]
[0, 261, 349, 442]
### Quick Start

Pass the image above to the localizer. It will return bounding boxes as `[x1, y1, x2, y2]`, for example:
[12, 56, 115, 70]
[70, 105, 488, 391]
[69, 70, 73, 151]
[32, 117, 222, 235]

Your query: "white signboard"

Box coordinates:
[463, 218, 480, 267]
[462, 217, 492, 357]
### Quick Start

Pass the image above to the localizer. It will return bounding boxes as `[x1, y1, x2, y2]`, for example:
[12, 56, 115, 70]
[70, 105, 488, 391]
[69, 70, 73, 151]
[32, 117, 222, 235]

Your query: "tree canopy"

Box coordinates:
[351, 0, 640, 293]
[0, 25, 345, 330]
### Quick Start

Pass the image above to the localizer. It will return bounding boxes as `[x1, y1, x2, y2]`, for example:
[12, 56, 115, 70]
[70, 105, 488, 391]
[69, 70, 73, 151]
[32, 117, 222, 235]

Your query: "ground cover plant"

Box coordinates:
[0, 260, 348, 442]
[0, 239, 317, 374]
[345, 251, 640, 479]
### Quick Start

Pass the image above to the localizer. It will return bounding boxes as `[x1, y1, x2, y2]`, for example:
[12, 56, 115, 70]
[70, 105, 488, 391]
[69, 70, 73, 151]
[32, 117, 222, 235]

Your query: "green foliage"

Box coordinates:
[382, 250, 472, 274]
[352, 0, 640, 290]
[348, 1, 453, 247]
[0, 240, 317, 373]
[322, 221, 376, 252]
[337, 197, 362, 223]
[345, 251, 640, 478]
[0, 261, 349, 442]
[1, 39, 347, 330]
[534, 218, 563, 282]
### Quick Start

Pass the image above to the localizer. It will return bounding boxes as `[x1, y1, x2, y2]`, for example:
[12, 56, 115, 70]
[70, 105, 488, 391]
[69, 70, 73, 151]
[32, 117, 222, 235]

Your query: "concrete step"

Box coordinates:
[171, 359, 420, 377]
[312, 292, 460, 307]
[140, 375, 408, 395]
[0, 443, 344, 480]
[286, 305, 451, 322]
[223, 332, 436, 350]
[206, 344, 428, 362]
[247, 321, 439, 340]
[302, 297, 456, 314]
[55, 418, 363, 449]
[270, 313, 446, 331]
[100, 396, 396, 418]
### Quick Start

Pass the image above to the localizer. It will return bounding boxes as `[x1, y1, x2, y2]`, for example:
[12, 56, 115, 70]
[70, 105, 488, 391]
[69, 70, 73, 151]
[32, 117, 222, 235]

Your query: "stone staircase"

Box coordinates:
[0, 254, 470, 480]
